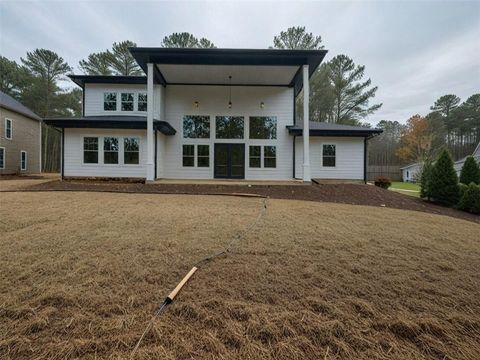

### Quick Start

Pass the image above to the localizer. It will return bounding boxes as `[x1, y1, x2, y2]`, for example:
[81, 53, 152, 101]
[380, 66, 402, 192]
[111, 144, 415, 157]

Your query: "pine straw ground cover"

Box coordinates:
[0, 192, 479, 359]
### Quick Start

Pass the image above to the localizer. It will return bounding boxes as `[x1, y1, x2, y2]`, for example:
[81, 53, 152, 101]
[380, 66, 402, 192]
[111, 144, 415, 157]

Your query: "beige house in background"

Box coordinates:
[0, 91, 42, 174]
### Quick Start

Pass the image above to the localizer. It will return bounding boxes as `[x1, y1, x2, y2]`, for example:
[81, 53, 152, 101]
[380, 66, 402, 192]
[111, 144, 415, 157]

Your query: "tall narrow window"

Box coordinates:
[5, 118, 12, 139]
[264, 146, 276, 168]
[124, 138, 140, 164]
[215, 116, 244, 139]
[182, 145, 194, 167]
[322, 144, 336, 167]
[183, 115, 210, 138]
[0, 147, 5, 169]
[20, 151, 27, 171]
[104, 93, 117, 111]
[104, 137, 119, 164]
[83, 137, 98, 163]
[249, 146, 261, 168]
[121, 93, 134, 111]
[249, 116, 277, 139]
[138, 93, 147, 112]
[197, 145, 209, 167]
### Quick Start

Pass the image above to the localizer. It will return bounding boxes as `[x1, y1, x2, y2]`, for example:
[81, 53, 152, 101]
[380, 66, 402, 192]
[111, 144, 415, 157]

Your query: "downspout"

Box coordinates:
[154, 129, 157, 179]
[363, 137, 367, 184]
[292, 135, 296, 179]
[61, 127, 64, 180]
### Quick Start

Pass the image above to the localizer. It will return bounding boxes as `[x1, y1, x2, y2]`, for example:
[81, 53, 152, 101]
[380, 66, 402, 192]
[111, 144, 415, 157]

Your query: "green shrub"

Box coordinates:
[458, 183, 468, 199]
[459, 156, 480, 185]
[458, 183, 480, 214]
[429, 149, 460, 206]
[374, 177, 392, 189]
[420, 162, 433, 199]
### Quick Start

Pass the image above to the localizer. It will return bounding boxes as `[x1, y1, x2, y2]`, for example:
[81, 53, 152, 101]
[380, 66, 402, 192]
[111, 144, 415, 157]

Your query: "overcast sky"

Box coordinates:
[1, 0, 479, 125]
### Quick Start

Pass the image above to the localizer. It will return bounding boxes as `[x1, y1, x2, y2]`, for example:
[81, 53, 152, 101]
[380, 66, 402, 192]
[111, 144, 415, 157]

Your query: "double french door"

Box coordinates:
[214, 144, 245, 179]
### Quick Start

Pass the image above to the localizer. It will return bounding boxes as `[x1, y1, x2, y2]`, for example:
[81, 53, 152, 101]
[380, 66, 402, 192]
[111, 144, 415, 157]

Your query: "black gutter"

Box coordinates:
[61, 128, 64, 180]
[287, 129, 383, 137]
[154, 130, 157, 179]
[82, 88, 85, 116]
[364, 137, 367, 184]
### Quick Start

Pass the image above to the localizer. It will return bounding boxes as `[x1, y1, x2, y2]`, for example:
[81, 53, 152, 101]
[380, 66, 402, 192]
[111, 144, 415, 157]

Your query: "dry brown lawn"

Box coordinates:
[0, 192, 479, 359]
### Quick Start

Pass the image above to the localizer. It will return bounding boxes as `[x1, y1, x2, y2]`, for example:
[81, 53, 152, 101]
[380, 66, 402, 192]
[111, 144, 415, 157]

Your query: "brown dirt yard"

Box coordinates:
[0, 192, 479, 360]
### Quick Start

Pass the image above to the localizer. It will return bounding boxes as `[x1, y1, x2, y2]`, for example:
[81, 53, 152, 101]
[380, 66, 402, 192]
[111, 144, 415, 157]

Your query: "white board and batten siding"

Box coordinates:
[161, 85, 294, 180]
[295, 137, 365, 180]
[63, 128, 147, 178]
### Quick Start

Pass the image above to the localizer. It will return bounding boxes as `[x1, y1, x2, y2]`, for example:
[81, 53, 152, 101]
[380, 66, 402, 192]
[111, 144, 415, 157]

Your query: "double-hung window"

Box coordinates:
[0, 147, 5, 169]
[104, 137, 119, 164]
[124, 138, 140, 164]
[249, 146, 261, 168]
[5, 118, 12, 139]
[182, 145, 195, 167]
[322, 144, 336, 167]
[121, 93, 134, 111]
[20, 151, 27, 171]
[104, 93, 117, 111]
[197, 145, 209, 167]
[264, 146, 276, 168]
[83, 137, 98, 163]
[138, 93, 147, 112]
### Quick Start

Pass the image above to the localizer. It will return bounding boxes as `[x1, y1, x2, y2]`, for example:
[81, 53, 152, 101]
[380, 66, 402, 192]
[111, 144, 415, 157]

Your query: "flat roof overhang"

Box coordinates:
[44, 116, 176, 135]
[286, 124, 383, 138]
[129, 48, 328, 96]
[68, 75, 147, 88]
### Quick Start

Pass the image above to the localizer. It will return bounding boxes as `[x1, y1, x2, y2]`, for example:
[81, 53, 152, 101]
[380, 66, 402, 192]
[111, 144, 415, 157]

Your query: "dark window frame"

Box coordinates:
[182, 144, 195, 167]
[20, 150, 27, 171]
[5, 118, 12, 140]
[0, 147, 4, 169]
[322, 144, 336, 167]
[197, 144, 210, 167]
[249, 145, 261, 168]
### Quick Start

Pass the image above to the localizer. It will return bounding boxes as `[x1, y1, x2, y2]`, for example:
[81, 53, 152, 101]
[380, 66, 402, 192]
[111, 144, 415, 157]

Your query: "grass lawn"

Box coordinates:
[1, 192, 479, 359]
[389, 181, 421, 197]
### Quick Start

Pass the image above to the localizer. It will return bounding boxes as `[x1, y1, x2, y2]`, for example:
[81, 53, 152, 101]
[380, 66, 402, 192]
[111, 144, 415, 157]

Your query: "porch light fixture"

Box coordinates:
[194, 101, 199, 108]
[260, 102, 265, 109]
[228, 75, 232, 109]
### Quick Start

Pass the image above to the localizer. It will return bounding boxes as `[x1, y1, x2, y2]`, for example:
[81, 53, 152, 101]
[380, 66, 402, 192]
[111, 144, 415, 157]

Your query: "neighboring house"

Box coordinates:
[454, 142, 480, 176]
[0, 91, 42, 174]
[400, 163, 422, 182]
[44, 48, 382, 182]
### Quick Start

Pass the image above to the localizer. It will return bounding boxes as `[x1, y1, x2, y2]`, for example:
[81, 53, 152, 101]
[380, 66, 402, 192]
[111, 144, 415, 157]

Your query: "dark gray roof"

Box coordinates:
[68, 75, 146, 88]
[287, 121, 383, 137]
[0, 91, 41, 121]
[43, 115, 176, 136]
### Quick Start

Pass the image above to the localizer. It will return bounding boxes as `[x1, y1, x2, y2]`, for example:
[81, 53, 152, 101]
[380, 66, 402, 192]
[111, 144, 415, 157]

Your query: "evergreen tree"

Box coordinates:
[459, 156, 480, 185]
[105, 41, 143, 76]
[161, 33, 216, 48]
[429, 149, 460, 206]
[458, 183, 480, 214]
[420, 161, 433, 199]
[79, 52, 112, 75]
[272, 26, 324, 50]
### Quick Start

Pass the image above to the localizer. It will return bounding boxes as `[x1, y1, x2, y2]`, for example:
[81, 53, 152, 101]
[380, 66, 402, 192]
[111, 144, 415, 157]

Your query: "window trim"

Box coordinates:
[249, 116, 277, 140]
[263, 145, 277, 169]
[0, 147, 5, 169]
[322, 144, 336, 168]
[83, 136, 99, 165]
[103, 137, 120, 165]
[215, 115, 245, 139]
[5, 118, 12, 140]
[182, 144, 195, 167]
[20, 150, 27, 171]
[249, 145, 261, 168]
[197, 144, 210, 168]
[103, 92, 117, 112]
[137, 93, 147, 112]
[183, 115, 211, 139]
[123, 137, 141, 165]
[121, 92, 134, 112]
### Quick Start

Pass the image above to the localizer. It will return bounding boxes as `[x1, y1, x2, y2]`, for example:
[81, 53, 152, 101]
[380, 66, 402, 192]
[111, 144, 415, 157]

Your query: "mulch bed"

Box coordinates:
[16, 179, 480, 223]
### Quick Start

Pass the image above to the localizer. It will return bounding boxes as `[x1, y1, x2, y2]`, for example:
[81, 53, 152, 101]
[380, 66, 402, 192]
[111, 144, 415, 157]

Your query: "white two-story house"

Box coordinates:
[45, 48, 382, 182]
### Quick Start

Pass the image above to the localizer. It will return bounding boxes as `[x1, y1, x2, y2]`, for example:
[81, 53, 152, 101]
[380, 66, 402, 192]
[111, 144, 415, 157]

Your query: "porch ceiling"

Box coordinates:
[156, 64, 299, 86]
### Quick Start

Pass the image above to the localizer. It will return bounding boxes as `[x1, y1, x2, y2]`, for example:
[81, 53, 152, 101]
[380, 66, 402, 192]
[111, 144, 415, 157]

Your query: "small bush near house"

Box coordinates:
[429, 149, 460, 206]
[420, 161, 433, 199]
[459, 156, 480, 185]
[458, 183, 480, 214]
[458, 183, 468, 199]
[374, 177, 392, 189]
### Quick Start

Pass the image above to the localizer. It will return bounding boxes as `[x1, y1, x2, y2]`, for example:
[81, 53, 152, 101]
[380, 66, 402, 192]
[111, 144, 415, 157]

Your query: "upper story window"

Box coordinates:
[104, 93, 117, 111]
[83, 137, 99, 163]
[5, 118, 12, 139]
[104, 137, 119, 164]
[216, 116, 244, 139]
[183, 115, 210, 138]
[121, 93, 134, 111]
[249, 116, 277, 139]
[322, 144, 336, 167]
[138, 93, 147, 112]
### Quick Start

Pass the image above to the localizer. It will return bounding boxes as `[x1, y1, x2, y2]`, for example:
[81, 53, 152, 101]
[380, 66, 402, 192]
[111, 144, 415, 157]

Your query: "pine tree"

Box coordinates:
[458, 183, 480, 214]
[459, 156, 480, 185]
[429, 149, 460, 206]
[420, 161, 433, 199]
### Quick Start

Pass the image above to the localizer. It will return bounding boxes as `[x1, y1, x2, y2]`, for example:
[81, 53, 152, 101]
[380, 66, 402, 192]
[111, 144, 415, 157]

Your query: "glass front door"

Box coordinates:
[214, 144, 245, 179]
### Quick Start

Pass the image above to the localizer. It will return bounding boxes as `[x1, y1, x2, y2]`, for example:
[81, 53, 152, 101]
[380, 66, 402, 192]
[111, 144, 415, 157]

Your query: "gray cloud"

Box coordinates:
[1, 0, 478, 124]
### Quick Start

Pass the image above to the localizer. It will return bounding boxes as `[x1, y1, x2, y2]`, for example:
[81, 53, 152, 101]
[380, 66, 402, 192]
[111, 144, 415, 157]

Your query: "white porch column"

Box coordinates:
[146, 63, 155, 181]
[302, 64, 311, 182]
